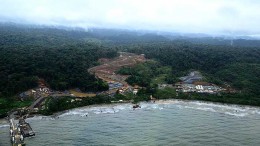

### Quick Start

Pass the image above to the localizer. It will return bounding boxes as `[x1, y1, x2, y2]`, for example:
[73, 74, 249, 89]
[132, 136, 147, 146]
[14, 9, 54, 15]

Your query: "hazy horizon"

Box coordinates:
[1, 0, 260, 36]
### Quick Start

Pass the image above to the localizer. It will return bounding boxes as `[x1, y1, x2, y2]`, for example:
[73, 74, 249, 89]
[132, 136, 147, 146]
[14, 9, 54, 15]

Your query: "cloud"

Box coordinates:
[0, 0, 260, 35]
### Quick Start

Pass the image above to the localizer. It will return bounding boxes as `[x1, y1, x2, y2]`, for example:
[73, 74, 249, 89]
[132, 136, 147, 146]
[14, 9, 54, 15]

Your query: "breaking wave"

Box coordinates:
[224, 112, 248, 117]
[58, 104, 133, 118]
[27, 99, 260, 120]
[27, 115, 59, 121]
[144, 100, 260, 117]
[171, 100, 260, 117]
[0, 124, 9, 128]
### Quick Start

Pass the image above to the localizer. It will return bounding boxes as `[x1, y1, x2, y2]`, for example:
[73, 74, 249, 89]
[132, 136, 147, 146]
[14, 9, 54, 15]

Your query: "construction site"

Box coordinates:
[176, 71, 227, 94]
[88, 52, 146, 95]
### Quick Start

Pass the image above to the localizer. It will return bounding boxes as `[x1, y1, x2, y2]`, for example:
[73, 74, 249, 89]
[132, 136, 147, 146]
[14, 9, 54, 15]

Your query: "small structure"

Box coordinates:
[132, 85, 140, 95]
[39, 87, 50, 93]
[31, 89, 36, 95]
[196, 85, 204, 90]
[158, 84, 173, 89]
[150, 95, 156, 101]
[18, 118, 35, 138]
[118, 89, 124, 94]
[133, 89, 138, 95]
[70, 98, 82, 103]
[175, 82, 183, 92]
[182, 84, 196, 92]
[133, 104, 141, 109]
[176, 81, 223, 94]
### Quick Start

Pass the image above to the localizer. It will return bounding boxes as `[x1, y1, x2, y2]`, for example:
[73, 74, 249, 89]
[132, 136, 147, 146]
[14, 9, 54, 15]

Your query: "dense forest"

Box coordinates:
[125, 42, 260, 97]
[0, 23, 260, 105]
[0, 24, 118, 97]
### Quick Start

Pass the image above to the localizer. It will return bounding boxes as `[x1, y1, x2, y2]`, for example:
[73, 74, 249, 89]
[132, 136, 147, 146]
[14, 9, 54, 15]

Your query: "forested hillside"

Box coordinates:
[170, 37, 260, 47]
[0, 23, 260, 99]
[127, 42, 260, 97]
[0, 24, 117, 97]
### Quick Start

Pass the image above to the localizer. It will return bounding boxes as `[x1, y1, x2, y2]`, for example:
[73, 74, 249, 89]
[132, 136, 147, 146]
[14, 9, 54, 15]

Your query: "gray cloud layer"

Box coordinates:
[0, 0, 260, 35]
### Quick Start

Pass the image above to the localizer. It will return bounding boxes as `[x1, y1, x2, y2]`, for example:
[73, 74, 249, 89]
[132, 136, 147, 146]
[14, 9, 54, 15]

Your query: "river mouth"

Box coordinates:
[1, 99, 260, 146]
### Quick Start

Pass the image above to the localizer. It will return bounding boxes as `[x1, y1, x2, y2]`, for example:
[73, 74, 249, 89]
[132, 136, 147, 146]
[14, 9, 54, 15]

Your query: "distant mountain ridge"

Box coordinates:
[1, 22, 260, 47]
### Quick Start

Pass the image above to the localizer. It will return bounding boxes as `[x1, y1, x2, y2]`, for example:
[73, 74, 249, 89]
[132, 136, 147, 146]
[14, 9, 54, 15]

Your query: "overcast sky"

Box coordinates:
[0, 0, 260, 35]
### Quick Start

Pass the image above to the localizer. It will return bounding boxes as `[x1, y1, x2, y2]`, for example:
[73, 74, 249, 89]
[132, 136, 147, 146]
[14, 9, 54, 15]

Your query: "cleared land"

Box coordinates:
[88, 52, 146, 93]
[69, 89, 96, 98]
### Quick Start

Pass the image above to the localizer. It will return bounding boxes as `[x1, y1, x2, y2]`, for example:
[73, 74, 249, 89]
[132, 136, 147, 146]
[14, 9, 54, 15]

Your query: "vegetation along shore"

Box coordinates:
[0, 24, 260, 118]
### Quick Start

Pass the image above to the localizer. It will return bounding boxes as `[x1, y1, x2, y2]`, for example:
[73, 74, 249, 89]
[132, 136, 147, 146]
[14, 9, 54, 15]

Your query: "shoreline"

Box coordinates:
[39, 98, 260, 116]
[0, 94, 260, 121]
[2, 101, 260, 146]
[6, 98, 260, 120]
[26, 99, 260, 120]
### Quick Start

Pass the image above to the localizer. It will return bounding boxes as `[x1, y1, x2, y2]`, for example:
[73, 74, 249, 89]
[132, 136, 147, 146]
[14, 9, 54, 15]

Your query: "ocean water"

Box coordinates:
[1, 100, 260, 146]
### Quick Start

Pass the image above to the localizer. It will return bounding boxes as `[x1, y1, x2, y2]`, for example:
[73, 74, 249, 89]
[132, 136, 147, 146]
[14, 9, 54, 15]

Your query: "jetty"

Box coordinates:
[9, 118, 25, 146]
[8, 110, 35, 146]
[18, 118, 35, 138]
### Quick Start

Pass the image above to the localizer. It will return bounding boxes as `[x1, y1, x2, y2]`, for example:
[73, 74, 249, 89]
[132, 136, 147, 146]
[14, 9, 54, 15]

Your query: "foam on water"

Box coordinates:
[27, 116, 56, 122]
[59, 110, 88, 117]
[1, 100, 260, 146]
[0, 124, 9, 128]
[160, 100, 260, 117]
[224, 112, 249, 117]
[57, 100, 260, 118]
[196, 107, 216, 112]
[0, 120, 10, 129]
[57, 103, 133, 117]
[24, 100, 260, 121]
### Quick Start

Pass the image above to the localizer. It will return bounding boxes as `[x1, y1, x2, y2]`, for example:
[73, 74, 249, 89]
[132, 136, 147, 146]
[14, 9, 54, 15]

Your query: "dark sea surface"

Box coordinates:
[1, 99, 260, 146]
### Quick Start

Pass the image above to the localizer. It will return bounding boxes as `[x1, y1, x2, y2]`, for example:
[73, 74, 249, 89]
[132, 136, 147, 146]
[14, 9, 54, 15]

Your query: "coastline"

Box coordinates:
[2, 99, 260, 146]
[12, 98, 260, 119]
[1, 94, 260, 120]
[26, 99, 260, 120]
